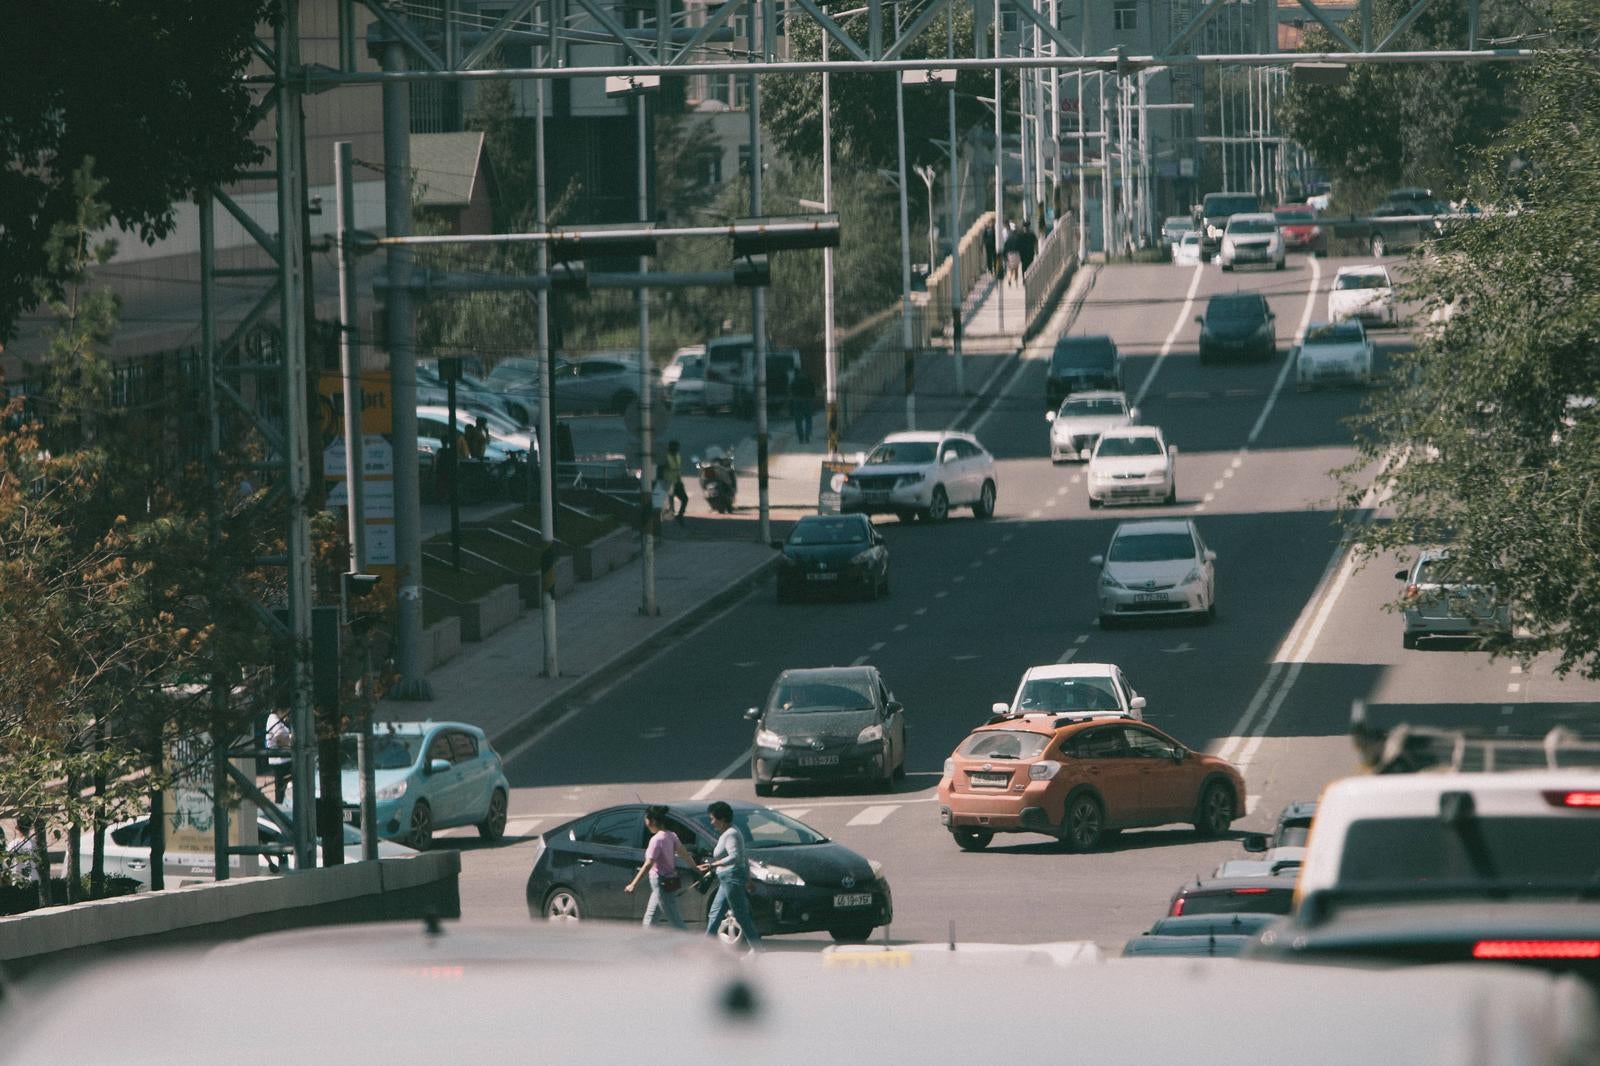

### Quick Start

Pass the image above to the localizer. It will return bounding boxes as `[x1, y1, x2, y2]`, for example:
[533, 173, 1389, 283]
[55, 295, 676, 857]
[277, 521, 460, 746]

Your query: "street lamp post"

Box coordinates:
[914, 163, 937, 272]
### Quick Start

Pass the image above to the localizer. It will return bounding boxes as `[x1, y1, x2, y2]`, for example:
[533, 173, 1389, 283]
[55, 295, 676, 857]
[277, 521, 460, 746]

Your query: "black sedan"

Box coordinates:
[1196, 293, 1276, 364]
[747, 665, 908, 795]
[774, 514, 889, 602]
[525, 801, 893, 943]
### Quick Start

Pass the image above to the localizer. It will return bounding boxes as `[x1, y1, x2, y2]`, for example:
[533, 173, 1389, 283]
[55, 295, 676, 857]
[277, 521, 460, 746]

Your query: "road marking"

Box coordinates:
[1231, 456, 1243, 469]
[1203, 492, 1215, 502]
[1246, 795, 1259, 816]
[869, 641, 886, 651]
[777, 795, 939, 811]
[1510, 664, 1523, 674]
[1134, 262, 1206, 406]
[914, 606, 928, 616]
[1193, 503, 1206, 512]
[952, 575, 966, 583]
[1056, 647, 1080, 664]
[1507, 682, 1521, 693]
[967, 266, 1100, 436]
[850, 654, 870, 666]
[1246, 254, 1321, 446]
[505, 818, 544, 837]
[846, 805, 899, 827]
[1502, 705, 1515, 716]
[691, 749, 752, 800]
[1163, 642, 1195, 654]
[1029, 508, 1044, 518]
[1071, 474, 1081, 484]
[1212, 480, 1225, 490]
[892, 623, 909, 632]
[1002, 533, 1015, 543]
[775, 808, 811, 820]
[969, 559, 984, 567]
[1056, 485, 1070, 495]
[1045, 497, 1059, 507]
[1223, 468, 1235, 479]
[1075, 634, 1090, 644]
[1497, 724, 1510, 736]
[934, 591, 948, 599]
[952, 653, 979, 661]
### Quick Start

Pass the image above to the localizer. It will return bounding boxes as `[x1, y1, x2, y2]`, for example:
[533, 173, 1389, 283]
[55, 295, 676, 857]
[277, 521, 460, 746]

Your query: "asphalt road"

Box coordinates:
[442, 252, 1600, 951]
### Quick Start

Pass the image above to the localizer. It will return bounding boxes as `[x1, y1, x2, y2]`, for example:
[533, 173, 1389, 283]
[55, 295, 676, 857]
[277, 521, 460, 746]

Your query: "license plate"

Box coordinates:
[864, 491, 890, 503]
[1135, 593, 1168, 603]
[969, 771, 1010, 787]
[798, 754, 839, 766]
[807, 572, 839, 582]
[834, 892, 873, 908]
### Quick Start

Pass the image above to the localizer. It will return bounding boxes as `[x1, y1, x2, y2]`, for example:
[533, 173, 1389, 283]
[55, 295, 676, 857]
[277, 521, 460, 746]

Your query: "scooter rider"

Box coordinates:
[698, 445, 737, 513]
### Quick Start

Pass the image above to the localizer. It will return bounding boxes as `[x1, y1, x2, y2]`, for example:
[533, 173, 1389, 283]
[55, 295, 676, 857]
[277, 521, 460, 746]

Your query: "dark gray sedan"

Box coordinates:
[747, 665, 907, 795]
[773, 514, 889, 602]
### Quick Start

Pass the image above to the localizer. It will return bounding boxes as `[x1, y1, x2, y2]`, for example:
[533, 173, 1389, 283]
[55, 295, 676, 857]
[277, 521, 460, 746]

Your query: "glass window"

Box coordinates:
[1124, 728, 1178, 759]
[864, 441, 937, 466]
[1094, 435, 1163, 458]
[788, 517, 869, 546]
[1208, 296, 1266, 320]
[1338, 817, 1600, 887]
[663, 816, 707, 858]
[1336, 272, 1389, 291]
[1060, 397, 1127, 418]
[111, 821, 152, 847]
[584, 809, 644, 849]
[449, 733, 479, 761]
[342, 733, 422, 771]
[1276, 818, 1314, 848]
[1113, 0, 1137, 30]
[1203, 194, 1260, 216]
[1179, 888, 1293, 916]
[1305, 323, 1365, 344]
[957, 730, 1051, 759]
[767, 675, 876, 714]
[427, 734, 454, 764]
[1067, 728, 1128, 759]
[691, 807, 827, 848]
[1275, 210, 1315, 223]
[1108, 532, 1197, 563]
[1228, 219, 1277, 235]
[1015, 677, 1121, 713]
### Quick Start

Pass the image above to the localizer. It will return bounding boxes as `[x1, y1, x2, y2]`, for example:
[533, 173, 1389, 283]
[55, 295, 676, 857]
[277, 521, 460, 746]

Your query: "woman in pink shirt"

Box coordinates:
[625, 805, 696, 930]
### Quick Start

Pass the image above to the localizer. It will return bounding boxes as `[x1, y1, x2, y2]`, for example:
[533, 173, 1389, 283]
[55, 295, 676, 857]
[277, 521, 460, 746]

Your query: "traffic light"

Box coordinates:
[732, 254, 771, 288]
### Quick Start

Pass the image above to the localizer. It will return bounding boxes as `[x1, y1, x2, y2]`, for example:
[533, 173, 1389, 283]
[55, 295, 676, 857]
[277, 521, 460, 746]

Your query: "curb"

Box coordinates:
[487, 550, 781, 756]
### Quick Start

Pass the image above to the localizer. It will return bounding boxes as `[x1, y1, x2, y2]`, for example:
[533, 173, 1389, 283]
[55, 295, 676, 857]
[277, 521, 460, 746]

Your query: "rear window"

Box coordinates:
[1336, 272, 1389, 291]
[1179, 887, 1294, 916]
[1338, 817, 1600, 887]
[1208, 296, 1265, 320]
[957, 730, 1051, 760]
[1228, 218, 1277, 235]
[1203, 194, 1260, 216]
[1095, 436, 1163, 458]
[1051, 339, 1116, 371]
[1277, 819, 1314, 847]
[1305, 323, 1364, 344]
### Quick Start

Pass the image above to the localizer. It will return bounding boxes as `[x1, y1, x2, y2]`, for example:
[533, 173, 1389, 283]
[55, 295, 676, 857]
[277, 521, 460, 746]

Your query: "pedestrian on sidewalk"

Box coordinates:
[625, 805, 695, 930]
[1019, 220, 1037, 273]
[265, 710, 292, 802]
[788, 367, 815, 443]
[698, 800, 762, 951]
[664, 440, 689, 525]
[984, 220, 998, 277]
[1003, 220, 1023, 286]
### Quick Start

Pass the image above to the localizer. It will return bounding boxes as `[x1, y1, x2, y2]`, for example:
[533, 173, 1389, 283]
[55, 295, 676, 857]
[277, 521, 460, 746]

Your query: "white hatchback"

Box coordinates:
[1328, 265, 1397, 326]
[1047, 390, 1138, 463]
[1091, 518, 1217, 627]
[1086, 426, 1177, 507]
[840, 431, 998, 523]
[1218, 212, 1286, 271]
[1295, 320, 1375, 389]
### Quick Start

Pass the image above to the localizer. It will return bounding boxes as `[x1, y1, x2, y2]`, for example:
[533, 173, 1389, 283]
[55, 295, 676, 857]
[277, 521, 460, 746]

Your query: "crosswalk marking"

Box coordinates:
[505, 817, 544, 837]
[775, 808, 811, 820]
[846, 805, 899, 827]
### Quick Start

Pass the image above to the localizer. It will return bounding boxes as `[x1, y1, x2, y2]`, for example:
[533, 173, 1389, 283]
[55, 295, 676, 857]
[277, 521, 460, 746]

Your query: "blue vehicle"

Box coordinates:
[341, 721, 510, 851]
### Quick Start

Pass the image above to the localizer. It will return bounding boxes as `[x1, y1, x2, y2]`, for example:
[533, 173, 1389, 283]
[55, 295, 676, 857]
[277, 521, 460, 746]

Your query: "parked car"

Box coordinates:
[1217, 212, 1285, 271]
[839, 430, 997, 523]
[773, 513, 890, 603]
[1168, 871, 1296, 917]
[1091, 518, 1216, 627]
[661, 345, 705, 389]
[1197, 292, 1276, 364]
[1273, 203, 1328, 256]
[416, 363, 521, 424]
[1046, 335, 1123, 408]
[1194, 191, 1262, 259]
[1121, 932, 1253, 957]
[1328, 265, 1397, 326]
[416, 404, 537, 459]
[287, 721, 510, 850]
[992, 662, 1146, 721]
[1294, 320, 1375, 389]
[547, 351, 650, 415]
[701, 335, 801, 416]
[664, 350, 708, 412]
[1046, 390, 1137, 464]
[938, 715, 1245, 852]
[1085, 426, 1177, 508]
[1396, 548, 1512, 649]
[524, 800, 893, 942]
[747, 665, 906, 794]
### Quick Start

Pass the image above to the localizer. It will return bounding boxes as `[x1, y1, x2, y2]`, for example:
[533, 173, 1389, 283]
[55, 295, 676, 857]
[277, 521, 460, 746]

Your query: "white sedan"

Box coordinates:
[1295, 321, 1375, 389]
[1086, 426, 1177, 508]
[1218, 213, 1286, 272]
[1091, 518, 1217, 628]
[992, 663, 1147, 721]
[1173, 231, 1202, 266]
[1047, 390, 1138, 463]
[840, 431, 998, 523]
[1328, 265, 1397, 326]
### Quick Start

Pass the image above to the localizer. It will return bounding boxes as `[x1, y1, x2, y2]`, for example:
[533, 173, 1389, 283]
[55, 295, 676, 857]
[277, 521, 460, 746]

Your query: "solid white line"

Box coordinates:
[691, 749, 752, 801]
[1133, 263, 1205, 406]
[1246, 255, 1321, 445]
[934, 591, 948, 599]
[846, 805, 899, 827]
[1075, 634, 1090, 644]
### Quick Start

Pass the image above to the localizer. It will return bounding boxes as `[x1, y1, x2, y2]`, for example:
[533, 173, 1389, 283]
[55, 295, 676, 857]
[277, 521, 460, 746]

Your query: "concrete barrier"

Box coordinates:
[424, 615, 462, 669]
[573, 526, 637, 580]
[0, 851, 460, 980]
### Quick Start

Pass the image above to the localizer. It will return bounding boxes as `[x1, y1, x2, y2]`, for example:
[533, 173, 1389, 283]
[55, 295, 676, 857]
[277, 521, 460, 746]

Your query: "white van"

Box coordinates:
[702, 335, 801, 416]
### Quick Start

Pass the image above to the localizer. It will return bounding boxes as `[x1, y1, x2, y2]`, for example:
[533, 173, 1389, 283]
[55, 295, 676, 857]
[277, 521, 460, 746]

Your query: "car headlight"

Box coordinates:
[1028, 762, 1060, 780]
[377, 779, 407, 801]
[849, 549, 874, 567]
[868, 859, 884, 879]
[857, 723, 884, 744]
[1182, 567, 1204, 585]
[755, 728, 783, 749]
[748, 860, 805, 886]
[895, 473, 924, 487]
[1101, 571, 1126, 589]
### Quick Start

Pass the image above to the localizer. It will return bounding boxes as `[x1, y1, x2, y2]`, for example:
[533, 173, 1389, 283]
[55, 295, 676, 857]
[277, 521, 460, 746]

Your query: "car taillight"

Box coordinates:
[1171, 898, 1185, 917]
[1231, 887, 1270, 895]
[1473, 940, 1600, 960]
[1544, 790, 1600, 808]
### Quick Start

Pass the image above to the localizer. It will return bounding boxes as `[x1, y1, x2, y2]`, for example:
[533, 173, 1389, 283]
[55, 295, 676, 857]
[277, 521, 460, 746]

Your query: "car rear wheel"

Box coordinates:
[926, 486, 949, 523]
[544, 887, 583, 922]
[1060, 793, 1104, 852]
[1193, 782, 1235, 837]
[973, 480, 996, 519]
[407, 801, 433, 851]
[952, 827, 992, 852]
[830, 922, 876, 943]
[477, 789, 508, 841]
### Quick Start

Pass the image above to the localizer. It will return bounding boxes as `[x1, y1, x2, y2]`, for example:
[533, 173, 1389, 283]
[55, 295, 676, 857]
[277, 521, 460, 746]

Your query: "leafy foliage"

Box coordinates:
[1342, 3, 1600, 677]
[0, 0, 279, 342]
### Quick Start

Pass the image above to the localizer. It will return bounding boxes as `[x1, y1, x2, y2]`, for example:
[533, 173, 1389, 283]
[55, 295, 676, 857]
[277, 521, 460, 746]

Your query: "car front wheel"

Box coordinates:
[544, 887, 583, 922]
[407, 800, 434, 851]
[926, 486, 949, 523]
[973, 480, 996, 519]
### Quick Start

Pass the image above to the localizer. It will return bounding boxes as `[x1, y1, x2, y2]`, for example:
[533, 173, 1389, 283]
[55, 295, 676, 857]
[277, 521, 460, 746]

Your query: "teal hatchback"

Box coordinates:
[341, 721, 510, 850]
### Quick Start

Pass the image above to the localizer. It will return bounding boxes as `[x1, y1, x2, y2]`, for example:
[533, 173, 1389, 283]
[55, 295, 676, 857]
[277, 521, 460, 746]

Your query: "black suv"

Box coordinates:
[1197, 293, 1276, 364]
[1194, 191, 1262, 260]
[1046, 335, 1123, 408]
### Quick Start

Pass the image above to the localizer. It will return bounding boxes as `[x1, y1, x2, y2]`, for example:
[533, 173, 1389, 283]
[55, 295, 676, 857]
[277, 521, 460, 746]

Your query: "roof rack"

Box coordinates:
[982, 710, 1135, 728]
[1349, 701, 1600, 774]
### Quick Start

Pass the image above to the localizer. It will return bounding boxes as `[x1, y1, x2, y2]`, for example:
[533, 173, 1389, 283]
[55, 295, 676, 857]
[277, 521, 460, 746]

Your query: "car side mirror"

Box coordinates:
[1395, 569, 1410, 580]
[1242, 833, 1269, 854]
[428, 758, 450, 775]
[1130, 696, 1147, 711]
[1171, 748, 1186, 763]
[1129, 407, 1140, 422]
[1204, 550, 1217, 563]
[770, 539, 785, 550]
[1089, 554, 1105, 566]
[991, 702, 1009, 716]
[887, 701, 903, 716]
[1194, 316, 1204, 326]
[1045, 411, 1056, 423]
[744, 706, 761, 721]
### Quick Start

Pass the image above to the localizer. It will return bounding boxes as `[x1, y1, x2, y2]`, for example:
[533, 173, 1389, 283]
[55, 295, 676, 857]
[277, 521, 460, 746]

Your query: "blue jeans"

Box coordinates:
[704, 871, 762, 947]
[643, 869, 686, 930]
[792, 404, 812, 443]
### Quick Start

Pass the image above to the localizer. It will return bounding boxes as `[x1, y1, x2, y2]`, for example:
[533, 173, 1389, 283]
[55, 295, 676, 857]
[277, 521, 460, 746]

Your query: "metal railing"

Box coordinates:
[1349, 702, 1600, 774]
[1022, 216, 1078, 338]
[920, 211, 997, 348]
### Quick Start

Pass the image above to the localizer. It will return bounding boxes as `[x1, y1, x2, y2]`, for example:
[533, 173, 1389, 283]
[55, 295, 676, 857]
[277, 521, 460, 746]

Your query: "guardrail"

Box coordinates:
[921, 211, 997, 348]
[1022, 217, 1078, 341]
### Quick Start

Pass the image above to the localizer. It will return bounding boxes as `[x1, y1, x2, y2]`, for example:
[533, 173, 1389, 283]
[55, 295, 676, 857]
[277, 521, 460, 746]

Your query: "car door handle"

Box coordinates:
[127, 860, 148, 871]
[576, 857, 595, 865]
[1085, 766, 1100, 774]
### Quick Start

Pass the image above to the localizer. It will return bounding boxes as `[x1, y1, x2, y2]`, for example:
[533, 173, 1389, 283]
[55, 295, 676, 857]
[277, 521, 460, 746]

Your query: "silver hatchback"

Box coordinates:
[1396, 549, 1512, 649]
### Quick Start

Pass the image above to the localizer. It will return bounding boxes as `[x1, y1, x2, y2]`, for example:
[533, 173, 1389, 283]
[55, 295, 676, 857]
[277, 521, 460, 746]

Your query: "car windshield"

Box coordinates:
[1015, 677, 1121, 713]
[677, 356, 705, 378]
[1229, 219, 1276, 235]
[1275, 210, 1315, 222]
[788, 518, 868, 546]
[864, 441, 936, 465]
[1337, 272, 1388, 291]
[958, 730, 1051, 759]
[1060, 397, 1127, 418]
[1109, 532, 1195, 563]
[1338, 817, 1600, 887]
[1204, 194, 1259, 216]
[767, 677, 875, 714]
[1180, 888, 1294, 916]
[1208, 298, 1264, 320]
[340, 733, 421, 771]
[693, 807, 827, 848]
[1163, 218, 1193, 234]
[1096, 436, 1163, 458]
[1305, 323, 1364, 344]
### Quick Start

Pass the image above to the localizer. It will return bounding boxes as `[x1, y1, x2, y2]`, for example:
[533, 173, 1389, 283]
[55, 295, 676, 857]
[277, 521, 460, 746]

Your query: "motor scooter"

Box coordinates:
[695, 447, 738, 514]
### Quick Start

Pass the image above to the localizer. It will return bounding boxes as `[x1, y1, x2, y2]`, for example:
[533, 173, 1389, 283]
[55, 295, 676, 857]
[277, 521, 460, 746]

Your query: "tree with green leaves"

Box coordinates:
[1342, 3, 1600, 678]
[0, 0, 279, 343]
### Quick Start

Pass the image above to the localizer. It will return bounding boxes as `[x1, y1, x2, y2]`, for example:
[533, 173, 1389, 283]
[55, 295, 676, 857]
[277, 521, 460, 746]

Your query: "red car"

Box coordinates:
[1274, 204, 1327, 256]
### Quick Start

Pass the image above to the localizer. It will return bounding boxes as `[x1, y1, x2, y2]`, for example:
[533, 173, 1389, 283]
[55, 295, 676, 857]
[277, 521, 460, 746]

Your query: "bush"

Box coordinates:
[0, 874, 142, 916]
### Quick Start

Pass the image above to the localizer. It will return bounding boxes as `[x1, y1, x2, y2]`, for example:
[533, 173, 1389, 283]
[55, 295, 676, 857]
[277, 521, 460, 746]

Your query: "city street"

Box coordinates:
[439, 253, 1600, 950]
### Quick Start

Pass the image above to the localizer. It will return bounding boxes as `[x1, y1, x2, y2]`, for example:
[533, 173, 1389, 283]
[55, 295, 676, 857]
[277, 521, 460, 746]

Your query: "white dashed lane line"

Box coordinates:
[1075, 634, 1090, 644]
[869, 641, 886, 651]
[892, 623, 909, 632]
[850, 654, 870, 666]
[846, 805, 899, 827]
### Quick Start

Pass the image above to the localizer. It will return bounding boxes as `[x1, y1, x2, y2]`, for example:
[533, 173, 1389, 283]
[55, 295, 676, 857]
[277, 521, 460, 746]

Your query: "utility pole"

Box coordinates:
[823, 30, 839, 456]
[947, 3, 964, 396]
[748, 0, 771, 544]
[635, 89, 656, 617]
[993, 0, 1004, 329]
[893, 0, 915, 431]
[535, 48, 559, 677]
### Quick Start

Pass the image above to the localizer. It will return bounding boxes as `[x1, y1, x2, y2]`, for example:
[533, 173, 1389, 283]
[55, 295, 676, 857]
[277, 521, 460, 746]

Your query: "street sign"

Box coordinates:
[817, 459, 853, 515]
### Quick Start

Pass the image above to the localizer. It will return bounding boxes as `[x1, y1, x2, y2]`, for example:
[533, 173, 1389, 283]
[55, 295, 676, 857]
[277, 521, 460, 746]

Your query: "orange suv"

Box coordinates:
[937, 713, 1245, 852]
